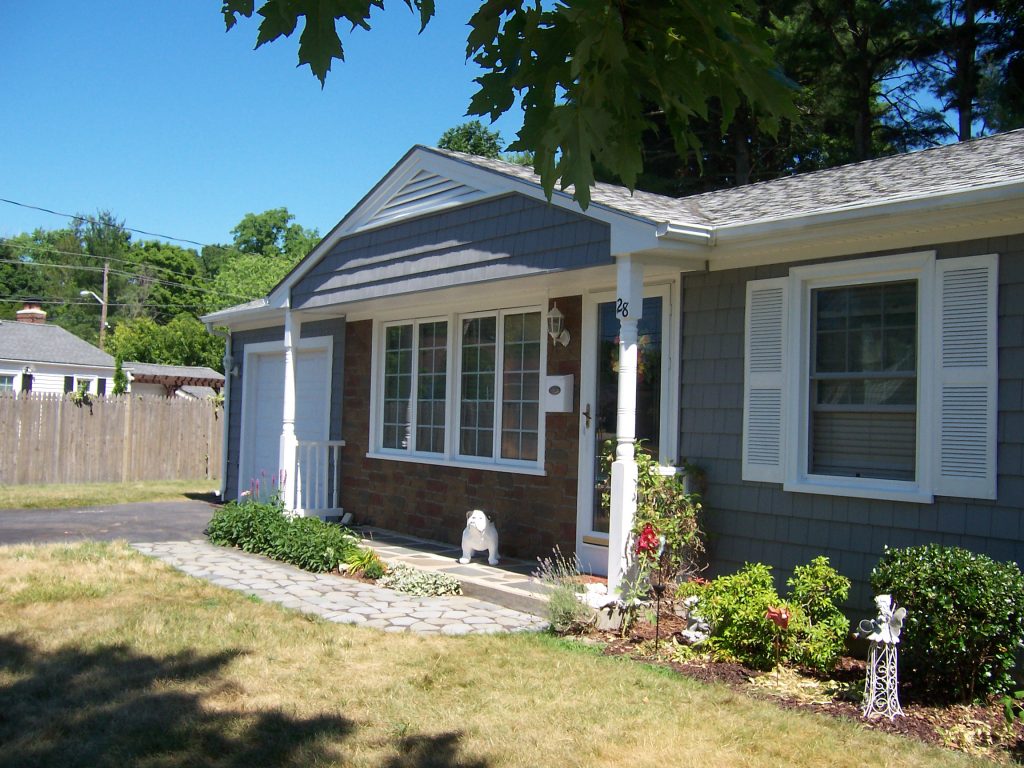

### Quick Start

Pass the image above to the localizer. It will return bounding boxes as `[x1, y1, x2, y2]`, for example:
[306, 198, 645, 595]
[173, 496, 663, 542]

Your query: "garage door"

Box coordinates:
[240, 346, 330, 497]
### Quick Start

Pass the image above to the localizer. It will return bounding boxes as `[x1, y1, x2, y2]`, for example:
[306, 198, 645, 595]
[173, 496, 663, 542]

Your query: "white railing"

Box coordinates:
[293, 440, 346, 515]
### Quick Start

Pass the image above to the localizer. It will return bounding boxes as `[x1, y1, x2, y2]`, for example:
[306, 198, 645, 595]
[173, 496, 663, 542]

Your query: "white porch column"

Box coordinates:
[280, 310, 299, 514]
[607, 256, 644, 598]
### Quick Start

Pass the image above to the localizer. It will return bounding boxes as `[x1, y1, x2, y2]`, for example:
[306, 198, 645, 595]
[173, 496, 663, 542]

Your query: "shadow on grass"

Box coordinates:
[0, 634, 489, 768]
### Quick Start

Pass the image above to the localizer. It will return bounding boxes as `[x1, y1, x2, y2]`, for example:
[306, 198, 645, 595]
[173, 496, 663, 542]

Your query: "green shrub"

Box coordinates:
[786, 557, 850, 673]
[871, 544, 1024, 702]
[345, 547, 387, 579]
[698, 563, 789, 670]
[206, 497, 361, 574]
[692, 557, 850, 674]
[377, 564, 462, 597]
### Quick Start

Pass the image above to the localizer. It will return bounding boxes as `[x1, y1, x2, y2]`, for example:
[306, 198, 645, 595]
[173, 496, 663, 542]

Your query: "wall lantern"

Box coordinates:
[547, 302, 570, 347]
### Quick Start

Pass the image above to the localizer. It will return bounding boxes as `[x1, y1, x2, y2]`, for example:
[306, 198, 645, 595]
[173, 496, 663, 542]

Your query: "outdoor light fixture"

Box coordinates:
[547, 302, 570, 347]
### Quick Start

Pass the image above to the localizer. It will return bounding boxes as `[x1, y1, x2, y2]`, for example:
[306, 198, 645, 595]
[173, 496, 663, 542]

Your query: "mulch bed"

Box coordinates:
[590, 610, 1024, 763]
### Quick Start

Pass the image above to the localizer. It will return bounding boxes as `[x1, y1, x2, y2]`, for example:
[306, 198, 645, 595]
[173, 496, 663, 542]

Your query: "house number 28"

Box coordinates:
[615, 298, 629, 317]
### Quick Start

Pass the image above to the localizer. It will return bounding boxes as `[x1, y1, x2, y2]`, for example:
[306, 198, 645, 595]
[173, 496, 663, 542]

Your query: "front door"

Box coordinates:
[576, 284, 676, 575]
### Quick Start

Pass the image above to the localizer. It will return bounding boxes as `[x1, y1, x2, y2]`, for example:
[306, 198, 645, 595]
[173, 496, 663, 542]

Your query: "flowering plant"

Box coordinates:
[635, 523, 660, 555]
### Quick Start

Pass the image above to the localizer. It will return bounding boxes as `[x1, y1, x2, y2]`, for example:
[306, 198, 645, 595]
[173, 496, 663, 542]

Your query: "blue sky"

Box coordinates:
[0, 2, 525, 247]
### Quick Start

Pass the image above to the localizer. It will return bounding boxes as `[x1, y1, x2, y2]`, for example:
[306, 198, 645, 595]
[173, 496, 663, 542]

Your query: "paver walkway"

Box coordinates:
[132, 540, 548, 636]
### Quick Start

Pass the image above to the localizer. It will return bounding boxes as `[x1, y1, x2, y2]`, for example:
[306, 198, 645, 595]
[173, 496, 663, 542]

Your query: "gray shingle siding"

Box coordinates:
[291, 193, 611, 309]
[224, 319, 345, 501]
[679, 235, 1024, 612]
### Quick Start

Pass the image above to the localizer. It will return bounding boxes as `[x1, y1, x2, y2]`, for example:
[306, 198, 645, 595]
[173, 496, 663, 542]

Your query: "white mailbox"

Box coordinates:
[544, 374, 574, 413]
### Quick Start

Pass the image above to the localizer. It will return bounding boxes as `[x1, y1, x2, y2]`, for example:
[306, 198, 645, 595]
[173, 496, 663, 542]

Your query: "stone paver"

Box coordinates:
[132, 540, 548, 636]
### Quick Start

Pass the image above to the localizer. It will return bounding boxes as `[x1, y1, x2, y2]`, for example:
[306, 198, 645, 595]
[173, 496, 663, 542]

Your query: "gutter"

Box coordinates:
[655, 221, 716, 246]
[205, 325, 232, 501]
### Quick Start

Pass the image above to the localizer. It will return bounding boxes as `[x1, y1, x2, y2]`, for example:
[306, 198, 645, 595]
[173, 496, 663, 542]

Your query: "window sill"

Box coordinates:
[783, 476, 933, 504]
[365, 451, 547, 477]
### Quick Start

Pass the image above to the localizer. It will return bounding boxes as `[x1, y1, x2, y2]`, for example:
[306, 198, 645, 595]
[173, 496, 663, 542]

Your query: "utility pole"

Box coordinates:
[99, 258, 109, 350]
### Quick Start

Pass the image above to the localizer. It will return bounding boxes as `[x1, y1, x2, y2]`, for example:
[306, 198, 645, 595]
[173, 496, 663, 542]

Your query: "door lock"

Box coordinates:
[582, 403, 592, 429]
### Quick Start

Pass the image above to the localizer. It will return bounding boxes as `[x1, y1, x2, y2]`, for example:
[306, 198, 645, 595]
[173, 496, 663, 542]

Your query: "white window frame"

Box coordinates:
[784, 252, 935, 503]
[743, 250, 999, 503]
[369, 303, 548, 475]
[378, 317, 450, 456]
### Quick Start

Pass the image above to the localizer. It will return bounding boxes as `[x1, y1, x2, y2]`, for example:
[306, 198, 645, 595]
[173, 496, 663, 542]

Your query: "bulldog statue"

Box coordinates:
[459, 509, 500, 565]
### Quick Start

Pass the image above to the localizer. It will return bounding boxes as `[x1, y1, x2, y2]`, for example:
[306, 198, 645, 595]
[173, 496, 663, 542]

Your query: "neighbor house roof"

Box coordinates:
[0, 321, 114, 367]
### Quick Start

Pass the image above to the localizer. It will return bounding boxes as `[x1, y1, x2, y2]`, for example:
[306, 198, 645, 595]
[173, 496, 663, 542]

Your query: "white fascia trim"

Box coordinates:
[713, 179, 1024, 244]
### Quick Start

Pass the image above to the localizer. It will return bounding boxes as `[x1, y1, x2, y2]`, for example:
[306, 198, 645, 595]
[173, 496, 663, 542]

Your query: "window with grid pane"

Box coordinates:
[416, 321, 448, 453]
[382, 324, 413, 449]
[809, 281, 918, 480]
[0, 375, 13, 392]
[501, 312, 541, 460]
[459, 317, 496, 457]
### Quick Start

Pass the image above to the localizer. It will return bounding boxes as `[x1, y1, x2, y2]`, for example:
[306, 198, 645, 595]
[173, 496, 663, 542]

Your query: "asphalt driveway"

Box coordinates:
[0, 500, 217, 546]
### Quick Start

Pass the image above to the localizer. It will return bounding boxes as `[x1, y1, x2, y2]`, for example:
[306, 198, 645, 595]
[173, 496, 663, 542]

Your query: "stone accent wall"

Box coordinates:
[679, 236, 1024, 610]
[339, 296, 583, 559]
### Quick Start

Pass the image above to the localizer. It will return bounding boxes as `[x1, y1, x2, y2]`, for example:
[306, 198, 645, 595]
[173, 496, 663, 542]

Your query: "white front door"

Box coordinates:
[575, 284, 676, 575]
[239, 343, 331, 498]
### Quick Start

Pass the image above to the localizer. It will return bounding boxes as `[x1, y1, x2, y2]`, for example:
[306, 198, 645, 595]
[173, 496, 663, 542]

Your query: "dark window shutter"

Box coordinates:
[22, 373, 33, 392]
[97, 378, 107, 396]
[64, 376, 74, 393]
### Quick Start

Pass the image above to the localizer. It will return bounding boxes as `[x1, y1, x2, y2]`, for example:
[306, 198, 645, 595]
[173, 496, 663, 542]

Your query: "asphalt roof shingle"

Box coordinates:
[0, 321, 114, 367]
[427, 127, 1024, 228]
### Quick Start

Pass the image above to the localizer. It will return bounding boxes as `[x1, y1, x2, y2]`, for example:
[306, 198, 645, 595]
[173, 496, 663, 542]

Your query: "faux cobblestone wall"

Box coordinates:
[679, 236, 1024, 611]
[339, 296, 582, 559]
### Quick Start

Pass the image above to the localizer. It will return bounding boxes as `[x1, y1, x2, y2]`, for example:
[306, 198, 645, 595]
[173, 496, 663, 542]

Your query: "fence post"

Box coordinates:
[122, 395, 132, 483]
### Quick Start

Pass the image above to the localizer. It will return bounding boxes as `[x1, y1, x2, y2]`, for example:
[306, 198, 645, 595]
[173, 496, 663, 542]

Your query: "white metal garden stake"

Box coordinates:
[857, 594, 907, 720]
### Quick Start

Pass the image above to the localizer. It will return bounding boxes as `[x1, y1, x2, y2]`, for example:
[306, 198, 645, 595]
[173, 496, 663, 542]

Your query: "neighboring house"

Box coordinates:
[0, 303, 116, 395]
[123, 362, 224, 399]
[0, 303, 225, 400]
[204, 129, 1024, 605]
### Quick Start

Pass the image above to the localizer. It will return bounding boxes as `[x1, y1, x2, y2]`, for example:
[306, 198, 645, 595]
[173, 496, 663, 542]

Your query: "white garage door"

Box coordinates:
[240, 346, 330, 497]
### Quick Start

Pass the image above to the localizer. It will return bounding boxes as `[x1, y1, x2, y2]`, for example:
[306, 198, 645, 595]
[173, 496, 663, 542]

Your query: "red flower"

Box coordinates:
[765, 606, 790, 630]
[635, 524, 659, 555]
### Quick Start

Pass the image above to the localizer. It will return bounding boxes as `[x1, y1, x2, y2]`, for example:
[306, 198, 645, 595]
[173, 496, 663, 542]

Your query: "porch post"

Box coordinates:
[608, 255, 644, 598]
[280, 309, 299, 514]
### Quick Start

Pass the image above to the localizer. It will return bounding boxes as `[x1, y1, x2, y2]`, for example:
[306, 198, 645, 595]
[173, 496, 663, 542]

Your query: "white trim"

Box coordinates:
[364, 451, 547, 477]
[237, 336, 333, 500]
[576, 282, 677, 576]
[782, 252, 936, 503]
[369, 299, 548, 474]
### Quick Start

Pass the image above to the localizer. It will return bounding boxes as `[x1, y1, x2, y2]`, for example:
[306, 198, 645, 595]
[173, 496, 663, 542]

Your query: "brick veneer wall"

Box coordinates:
[339, 295, 582, 559]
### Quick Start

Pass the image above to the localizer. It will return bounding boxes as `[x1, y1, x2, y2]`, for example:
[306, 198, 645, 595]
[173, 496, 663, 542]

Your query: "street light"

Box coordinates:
[80, 290, 108, 350]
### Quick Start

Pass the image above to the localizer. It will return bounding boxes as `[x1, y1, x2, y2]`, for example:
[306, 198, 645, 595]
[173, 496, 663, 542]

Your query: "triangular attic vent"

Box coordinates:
[362, 169, 486, 229]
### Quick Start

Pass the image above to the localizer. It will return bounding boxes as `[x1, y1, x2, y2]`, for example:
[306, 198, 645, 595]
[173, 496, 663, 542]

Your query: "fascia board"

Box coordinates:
[709, 181, 1024, 269]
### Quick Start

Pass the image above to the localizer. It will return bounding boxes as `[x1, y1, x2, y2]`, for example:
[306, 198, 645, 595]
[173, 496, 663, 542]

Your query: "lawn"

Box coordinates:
[0, 542, 985, 768]
[0, 480, 217, 510]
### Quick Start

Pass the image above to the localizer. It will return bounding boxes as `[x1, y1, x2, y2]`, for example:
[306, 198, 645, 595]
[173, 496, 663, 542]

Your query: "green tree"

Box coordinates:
[437, 121, 503, 158]
[124, 241, 205, 323]
[205, 208, 319, 313]
[108, 315, 225, 371]
[112, 356, 128, 395]
[221, 1, 797, 207]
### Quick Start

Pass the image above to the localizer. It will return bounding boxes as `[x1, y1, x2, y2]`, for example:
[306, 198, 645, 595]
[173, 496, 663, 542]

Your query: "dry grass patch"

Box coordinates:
[0, 479, 216, 509]
[0, 542, 988, 768]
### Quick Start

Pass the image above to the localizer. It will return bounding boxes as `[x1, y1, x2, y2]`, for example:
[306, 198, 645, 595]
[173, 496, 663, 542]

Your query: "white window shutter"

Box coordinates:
[933, 254, 998, 500]
[743, 277, 788, 483]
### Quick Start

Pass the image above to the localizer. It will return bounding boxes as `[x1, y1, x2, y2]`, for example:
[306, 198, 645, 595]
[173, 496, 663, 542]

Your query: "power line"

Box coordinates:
[0, 256, 249, 301]
[0, 196, 243, 254]
[0, 236, 220, 289]
[1, 296, 209, 311]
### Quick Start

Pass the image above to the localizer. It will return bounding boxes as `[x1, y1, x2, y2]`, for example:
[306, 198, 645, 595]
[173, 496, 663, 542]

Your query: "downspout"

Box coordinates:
[207, 325, 232, 500]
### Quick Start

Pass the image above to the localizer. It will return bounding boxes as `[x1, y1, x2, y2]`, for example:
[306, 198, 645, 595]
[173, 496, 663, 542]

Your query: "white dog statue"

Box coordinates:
[459, 509, 500, 565]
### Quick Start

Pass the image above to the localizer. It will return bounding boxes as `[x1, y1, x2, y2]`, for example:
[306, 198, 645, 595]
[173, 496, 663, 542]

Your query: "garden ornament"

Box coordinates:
[857, 594, 906, 720]
[459, 509, 500, 565]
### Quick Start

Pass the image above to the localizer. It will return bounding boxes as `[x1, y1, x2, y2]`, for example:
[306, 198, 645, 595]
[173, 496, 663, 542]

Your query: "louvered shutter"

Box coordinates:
[934, 254, 998, 500]
[743, 277, 788, 482]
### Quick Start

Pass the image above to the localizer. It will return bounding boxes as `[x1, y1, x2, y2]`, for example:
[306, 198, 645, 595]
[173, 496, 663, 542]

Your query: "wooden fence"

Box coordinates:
[0, 393, 223, 485]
